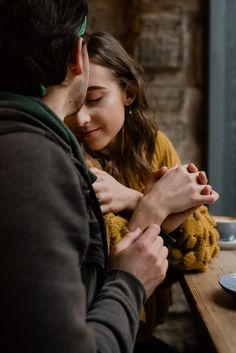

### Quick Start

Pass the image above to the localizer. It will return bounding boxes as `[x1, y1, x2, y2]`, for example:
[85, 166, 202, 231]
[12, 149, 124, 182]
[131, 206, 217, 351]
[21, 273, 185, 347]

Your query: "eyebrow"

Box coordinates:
[87, 86, 107, 92]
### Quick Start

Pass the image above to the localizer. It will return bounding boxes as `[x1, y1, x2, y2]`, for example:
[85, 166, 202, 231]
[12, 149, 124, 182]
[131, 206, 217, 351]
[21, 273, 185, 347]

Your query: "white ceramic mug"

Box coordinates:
[214, 216, 236, 241]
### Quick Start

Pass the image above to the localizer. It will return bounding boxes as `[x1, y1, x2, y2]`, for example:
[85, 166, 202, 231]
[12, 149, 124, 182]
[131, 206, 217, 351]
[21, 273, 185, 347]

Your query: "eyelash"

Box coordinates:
[86, 97, 102, 105]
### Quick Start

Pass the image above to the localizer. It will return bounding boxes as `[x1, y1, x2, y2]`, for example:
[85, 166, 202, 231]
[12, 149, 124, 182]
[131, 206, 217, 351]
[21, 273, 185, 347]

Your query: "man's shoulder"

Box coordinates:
[0, 106, 72, 155]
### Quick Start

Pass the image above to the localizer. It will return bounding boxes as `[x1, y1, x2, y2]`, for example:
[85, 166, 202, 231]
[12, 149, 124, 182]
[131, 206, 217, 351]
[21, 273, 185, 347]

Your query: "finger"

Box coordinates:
[198, 190, 219, 204]
[201, 185, 212, 195]
[138, 224, 161, 245]
[187, 163, 198, 173]
[90, 167, 105, 179]
[100, 198, 113, 213]
[160, 245, 169, 261]
[92, 182, 100, 193]
[153, 167, 168, 180]
[100, 204, 108, 214]
[90, 167, 101, 173]
[197, 171, 208, 185]
[113, 227, 142, 253]
[163, 258, 169, 276]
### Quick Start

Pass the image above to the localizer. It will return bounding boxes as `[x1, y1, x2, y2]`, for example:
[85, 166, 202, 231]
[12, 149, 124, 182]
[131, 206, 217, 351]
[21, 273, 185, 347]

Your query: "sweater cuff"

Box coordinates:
[106, 268, 147, 304]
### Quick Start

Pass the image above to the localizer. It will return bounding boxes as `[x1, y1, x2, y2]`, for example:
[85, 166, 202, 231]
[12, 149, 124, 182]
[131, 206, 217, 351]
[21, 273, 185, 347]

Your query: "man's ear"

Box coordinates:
[124, 85, 136, 106]
[69, 37, 84, 76]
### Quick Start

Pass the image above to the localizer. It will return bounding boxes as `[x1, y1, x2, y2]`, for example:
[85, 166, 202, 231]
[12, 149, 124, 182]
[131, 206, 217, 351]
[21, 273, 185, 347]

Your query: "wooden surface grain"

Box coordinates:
[179, 251, 236, 353]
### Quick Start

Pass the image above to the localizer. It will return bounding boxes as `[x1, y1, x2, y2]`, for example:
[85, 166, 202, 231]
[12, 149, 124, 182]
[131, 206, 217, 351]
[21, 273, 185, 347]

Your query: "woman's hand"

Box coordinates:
[161, 163, 214, 232]
[91, 168, 143, 214]
[128, 164, 219, 232]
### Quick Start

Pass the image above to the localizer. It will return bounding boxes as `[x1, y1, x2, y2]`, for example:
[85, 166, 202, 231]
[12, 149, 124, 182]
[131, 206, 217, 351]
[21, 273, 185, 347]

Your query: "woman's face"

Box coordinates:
[65, 62, 127, 153]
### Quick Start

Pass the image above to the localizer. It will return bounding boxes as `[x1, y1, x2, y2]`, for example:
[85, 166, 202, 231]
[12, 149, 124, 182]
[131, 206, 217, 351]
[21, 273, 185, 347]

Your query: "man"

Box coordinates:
[0, 1, 168, 352]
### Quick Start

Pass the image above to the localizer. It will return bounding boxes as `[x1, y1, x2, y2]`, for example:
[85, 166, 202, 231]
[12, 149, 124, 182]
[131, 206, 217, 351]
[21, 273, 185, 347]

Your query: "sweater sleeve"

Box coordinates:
[152, 131, 220, 271]
[0, 132, 145, 353]
[168, 206, 220, 271]
[103, 213, 129, 255]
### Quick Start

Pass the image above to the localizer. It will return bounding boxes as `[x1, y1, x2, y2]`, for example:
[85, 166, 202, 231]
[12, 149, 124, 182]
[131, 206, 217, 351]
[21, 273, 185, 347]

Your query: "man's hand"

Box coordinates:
[109, 225, 168, 298]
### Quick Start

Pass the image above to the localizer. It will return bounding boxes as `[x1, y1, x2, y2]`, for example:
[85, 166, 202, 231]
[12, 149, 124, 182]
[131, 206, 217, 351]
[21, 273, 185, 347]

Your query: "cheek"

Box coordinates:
[103, 107, 125, 135]
[106, 97, 125, 125]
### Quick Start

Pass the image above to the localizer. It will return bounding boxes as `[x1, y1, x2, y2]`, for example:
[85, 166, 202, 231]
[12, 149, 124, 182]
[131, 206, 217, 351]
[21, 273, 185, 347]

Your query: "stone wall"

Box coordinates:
[88, 0, 208, 168]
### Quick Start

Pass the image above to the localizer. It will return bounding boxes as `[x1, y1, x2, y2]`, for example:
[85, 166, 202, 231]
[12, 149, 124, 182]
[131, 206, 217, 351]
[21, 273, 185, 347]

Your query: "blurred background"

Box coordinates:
[87, 1, 236, 352]
[88, 0, 236, 217]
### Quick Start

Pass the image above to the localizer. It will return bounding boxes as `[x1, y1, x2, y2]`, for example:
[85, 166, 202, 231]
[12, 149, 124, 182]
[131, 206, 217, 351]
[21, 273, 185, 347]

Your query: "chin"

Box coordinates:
[89, 145, 104, 151]
[84, 141, 105, 151]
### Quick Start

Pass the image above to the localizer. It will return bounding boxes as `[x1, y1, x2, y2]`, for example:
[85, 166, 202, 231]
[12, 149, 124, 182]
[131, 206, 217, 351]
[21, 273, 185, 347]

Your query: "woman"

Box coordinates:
[65, 31, 219, 341]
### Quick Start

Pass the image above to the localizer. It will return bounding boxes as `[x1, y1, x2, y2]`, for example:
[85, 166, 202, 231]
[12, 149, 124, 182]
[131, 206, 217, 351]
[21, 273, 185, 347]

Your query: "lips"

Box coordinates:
[79, 127, 100, 138]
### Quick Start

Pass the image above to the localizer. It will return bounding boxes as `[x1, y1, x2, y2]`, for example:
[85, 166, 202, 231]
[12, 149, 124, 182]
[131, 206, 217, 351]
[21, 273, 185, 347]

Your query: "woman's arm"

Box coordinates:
[150, 131, 220, 271]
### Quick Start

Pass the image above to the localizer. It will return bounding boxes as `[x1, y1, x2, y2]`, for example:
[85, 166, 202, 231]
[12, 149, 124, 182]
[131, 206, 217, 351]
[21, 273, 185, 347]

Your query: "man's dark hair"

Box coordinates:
[0, 0, 88, 96]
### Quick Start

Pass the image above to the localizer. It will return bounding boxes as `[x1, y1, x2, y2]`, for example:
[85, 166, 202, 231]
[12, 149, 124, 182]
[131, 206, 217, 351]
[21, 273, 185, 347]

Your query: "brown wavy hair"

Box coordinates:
[86, 31, 158, 188]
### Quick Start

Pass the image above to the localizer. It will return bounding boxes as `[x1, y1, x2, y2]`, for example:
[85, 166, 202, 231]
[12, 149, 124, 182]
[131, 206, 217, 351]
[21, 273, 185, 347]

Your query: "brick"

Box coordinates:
[138, 13, 183, 69]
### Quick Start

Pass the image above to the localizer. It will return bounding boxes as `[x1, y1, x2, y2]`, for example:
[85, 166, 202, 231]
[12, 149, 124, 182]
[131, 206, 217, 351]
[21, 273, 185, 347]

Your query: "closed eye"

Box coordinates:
[86, 97, 102, 104]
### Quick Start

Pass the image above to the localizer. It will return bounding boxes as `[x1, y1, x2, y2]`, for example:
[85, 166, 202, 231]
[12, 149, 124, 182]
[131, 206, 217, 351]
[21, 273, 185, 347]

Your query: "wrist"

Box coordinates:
[127, 194, 167, 232]
[141, 193, 168, 224]
[125, 189, 143, 211]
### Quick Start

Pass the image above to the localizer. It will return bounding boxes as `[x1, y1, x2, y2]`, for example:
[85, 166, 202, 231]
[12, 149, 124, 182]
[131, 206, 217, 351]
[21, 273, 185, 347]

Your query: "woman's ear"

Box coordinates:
[124, 85, 136, 106]
[69, 38, 84, 76]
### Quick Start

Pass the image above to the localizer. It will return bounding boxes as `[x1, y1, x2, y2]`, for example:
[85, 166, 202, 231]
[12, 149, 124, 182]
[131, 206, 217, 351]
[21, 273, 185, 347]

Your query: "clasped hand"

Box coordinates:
[91, 164, 219, 233]
[92, 163, 219, 298]
[128, 163, 219, 232]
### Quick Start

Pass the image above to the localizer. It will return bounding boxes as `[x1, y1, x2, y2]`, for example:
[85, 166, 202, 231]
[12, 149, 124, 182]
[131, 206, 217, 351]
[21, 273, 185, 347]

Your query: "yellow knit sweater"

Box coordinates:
[88, 130, 220, 338]
[101, 131, 219, 271]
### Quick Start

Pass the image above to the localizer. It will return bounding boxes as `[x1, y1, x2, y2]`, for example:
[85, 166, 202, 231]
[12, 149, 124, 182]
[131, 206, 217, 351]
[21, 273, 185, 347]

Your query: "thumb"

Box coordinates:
[112, 227, 142, 254]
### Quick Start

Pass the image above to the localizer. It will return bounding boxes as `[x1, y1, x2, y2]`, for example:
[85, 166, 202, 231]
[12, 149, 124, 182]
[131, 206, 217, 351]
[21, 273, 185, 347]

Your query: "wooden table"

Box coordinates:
[179, 250, 236, 353]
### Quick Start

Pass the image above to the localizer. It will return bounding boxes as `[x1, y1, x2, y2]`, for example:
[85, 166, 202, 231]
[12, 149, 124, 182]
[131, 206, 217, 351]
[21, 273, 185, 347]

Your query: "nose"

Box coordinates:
[76, 106, 91, 127]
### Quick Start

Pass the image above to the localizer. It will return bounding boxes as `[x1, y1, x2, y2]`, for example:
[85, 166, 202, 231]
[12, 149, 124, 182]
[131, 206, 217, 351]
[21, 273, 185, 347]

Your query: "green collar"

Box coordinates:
[0, 91, 96, 183]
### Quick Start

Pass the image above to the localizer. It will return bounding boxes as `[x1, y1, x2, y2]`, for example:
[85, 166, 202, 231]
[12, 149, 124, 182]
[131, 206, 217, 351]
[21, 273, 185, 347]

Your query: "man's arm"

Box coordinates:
[0, 132, 147, 353]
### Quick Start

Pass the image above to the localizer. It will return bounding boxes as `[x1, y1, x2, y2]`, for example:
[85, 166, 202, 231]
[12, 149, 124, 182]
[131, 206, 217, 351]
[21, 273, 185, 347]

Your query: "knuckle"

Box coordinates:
[135, 240, 146, 252]
[164, 246, 169, 256]
[149, 251, 157, 262]
[149, 223, 160, 235]
[189, 186, 198, 197]
[157, 235, 164, 246]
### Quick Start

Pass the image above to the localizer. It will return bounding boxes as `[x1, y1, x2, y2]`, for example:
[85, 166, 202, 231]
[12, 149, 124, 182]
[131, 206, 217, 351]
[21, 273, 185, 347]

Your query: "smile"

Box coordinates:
[80, 128, 100, 138]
